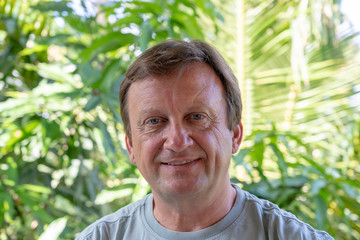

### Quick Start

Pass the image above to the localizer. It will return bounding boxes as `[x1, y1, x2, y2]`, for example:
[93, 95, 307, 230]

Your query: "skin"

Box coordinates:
[125, 62, 243, 231]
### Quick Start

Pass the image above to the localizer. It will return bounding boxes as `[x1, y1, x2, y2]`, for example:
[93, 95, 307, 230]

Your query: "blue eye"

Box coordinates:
[148, 118, 160, 125]
[192, 114, 203, 120]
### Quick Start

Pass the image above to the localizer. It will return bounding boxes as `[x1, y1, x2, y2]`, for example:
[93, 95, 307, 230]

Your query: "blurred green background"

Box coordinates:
[0, 0, 359, 239]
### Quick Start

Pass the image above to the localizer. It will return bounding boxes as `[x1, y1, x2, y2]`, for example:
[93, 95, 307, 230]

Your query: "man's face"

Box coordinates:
[125, 62, 242, 199]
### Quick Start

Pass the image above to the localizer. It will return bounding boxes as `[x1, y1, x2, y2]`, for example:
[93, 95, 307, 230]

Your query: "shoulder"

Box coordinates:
[240, 189, 334, 240]
[75, 195, 150, 240]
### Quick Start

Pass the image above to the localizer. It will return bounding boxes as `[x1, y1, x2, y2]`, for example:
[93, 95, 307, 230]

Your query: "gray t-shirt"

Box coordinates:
[75, 184, 333, 240]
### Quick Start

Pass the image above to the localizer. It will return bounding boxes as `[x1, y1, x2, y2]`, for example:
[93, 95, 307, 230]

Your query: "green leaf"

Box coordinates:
[250, 141, 265, 167]
[139, 20, 153, 52]
[38, 217, 68, 240]
[20, 184, 52, 194]
[84, 96, 101, 111]
[97, 117, 116, 165]
[95, 188, 133, 205]
[20, 44, 48, 56]
[269, 143, 288, 177]
[125, 1, 162, 15]
[276, 188, 299, 206]
[63, 13, 94, 33]
[30, 1, 72, 12]
[311, 179, 327, 195]
[113, 15, 143, 27]
[80, 33, 135, 61]
[41, 119, 62, 150]
[4, 157, 18, 184]
[314, 195, 328, 229]
[4, 121, 39, 151]
[35, 33, 73, 45]
[4, 18, 16, 35]
[284, 175, 309, 187]
[233, 148, 251, 166]
[0, 192, 15, 224]
[36, 64, 77, 84]
[97, 59, 122, 93]
[85, 176, 97, 202]
[341, 195, 360, 216]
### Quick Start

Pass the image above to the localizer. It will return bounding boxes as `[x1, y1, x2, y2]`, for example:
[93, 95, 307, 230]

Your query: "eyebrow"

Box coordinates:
[137, 108, 164, 116]
[135, 109, 164, 124]
[136, 99, 220, 118]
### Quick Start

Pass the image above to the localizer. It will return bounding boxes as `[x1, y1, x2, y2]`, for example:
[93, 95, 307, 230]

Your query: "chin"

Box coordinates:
[160, 180, 206, 196]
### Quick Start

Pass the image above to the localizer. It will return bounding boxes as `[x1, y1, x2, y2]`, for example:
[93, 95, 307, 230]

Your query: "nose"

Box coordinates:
[163, 122, 193, 152]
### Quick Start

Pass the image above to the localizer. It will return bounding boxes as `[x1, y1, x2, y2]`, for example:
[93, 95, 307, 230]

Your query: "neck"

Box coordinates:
[152, 182, 236, 232]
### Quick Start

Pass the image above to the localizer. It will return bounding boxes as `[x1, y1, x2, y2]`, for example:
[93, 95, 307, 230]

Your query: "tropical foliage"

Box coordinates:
[232, 0, 360, 239]
[0, 0, 359, 239]
[0, 0, 221, 239]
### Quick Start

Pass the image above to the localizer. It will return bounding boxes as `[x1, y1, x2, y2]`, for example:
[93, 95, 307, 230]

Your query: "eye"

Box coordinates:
[191, 114, 203, 120]
[148, 118, 161, 125]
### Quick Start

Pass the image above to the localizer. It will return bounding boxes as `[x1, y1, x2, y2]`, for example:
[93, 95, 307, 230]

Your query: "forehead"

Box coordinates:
[125, 62, 227, 123]
[129, 62, 224, 99]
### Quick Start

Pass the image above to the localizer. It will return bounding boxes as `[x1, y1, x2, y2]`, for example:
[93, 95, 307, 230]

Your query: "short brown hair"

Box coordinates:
[119, 39, 242, 136]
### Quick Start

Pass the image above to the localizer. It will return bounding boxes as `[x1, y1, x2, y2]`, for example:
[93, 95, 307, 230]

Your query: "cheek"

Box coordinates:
[195, 128, 232, 158]
[134, 135, 163, 161]
[210, 128, 233, 164]
[211, 123, 233, 147]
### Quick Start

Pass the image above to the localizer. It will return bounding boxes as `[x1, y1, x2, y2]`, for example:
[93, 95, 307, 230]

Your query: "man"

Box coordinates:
[76, 40, 333, 239]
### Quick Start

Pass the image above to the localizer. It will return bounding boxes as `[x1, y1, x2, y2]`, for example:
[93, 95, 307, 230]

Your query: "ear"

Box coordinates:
[125, 135, 136, 164]
[232, 123, 243, 154]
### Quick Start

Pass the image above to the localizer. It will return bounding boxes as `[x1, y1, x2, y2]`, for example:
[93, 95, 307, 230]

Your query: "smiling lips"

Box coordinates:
[163, 158, 200, 166]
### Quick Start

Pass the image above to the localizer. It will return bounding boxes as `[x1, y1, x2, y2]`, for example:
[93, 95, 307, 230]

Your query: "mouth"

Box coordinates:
[162, 158, 201, 166]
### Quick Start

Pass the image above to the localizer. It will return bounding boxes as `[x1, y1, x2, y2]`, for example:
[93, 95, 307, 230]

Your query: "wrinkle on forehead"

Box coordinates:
[170, 63, 224, 103]
[129, 62, 226, 119]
